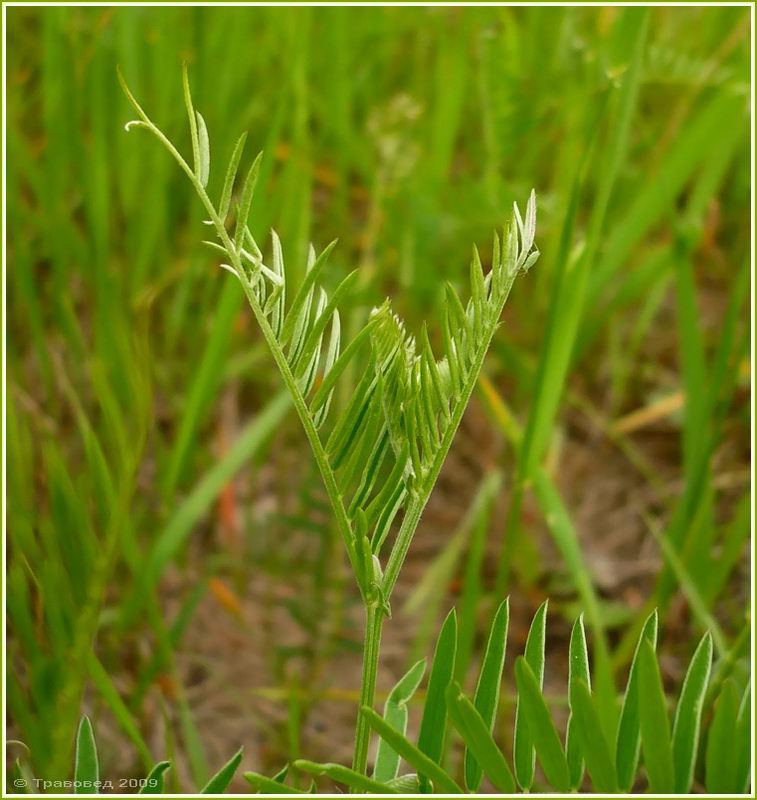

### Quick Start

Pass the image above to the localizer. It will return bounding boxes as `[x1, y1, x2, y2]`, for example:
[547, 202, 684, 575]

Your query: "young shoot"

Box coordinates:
[119, 65, 538, 778]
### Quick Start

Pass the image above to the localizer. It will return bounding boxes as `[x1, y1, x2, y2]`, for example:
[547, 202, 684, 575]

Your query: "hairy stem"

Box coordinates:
[351, 605, 384, 781]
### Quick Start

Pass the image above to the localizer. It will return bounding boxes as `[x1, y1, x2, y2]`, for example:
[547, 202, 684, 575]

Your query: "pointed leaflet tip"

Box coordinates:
[513, 200, 524, 228]
[525, 189, 537, 253]
[74, 715, 99, 788]
[219, 263, 240, 280]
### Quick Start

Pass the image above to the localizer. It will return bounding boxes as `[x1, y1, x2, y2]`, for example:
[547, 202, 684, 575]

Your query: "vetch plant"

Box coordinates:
[118, 66, 538, 779]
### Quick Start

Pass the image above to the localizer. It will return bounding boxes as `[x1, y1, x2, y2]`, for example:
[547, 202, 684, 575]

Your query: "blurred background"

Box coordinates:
[6, 5, 751, 793]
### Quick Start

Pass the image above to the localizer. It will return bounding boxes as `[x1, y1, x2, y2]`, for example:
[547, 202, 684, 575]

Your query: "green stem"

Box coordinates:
[351, 605, 384, 783]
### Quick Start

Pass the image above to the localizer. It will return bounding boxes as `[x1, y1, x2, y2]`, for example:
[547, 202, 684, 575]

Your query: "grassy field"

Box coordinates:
[6, 5, 751, 793]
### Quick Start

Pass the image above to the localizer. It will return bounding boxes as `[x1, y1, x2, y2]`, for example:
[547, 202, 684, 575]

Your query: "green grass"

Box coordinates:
[6, 5, 750, 794]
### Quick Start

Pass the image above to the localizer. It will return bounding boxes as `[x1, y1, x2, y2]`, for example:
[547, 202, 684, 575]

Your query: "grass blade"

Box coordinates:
[74, 716, 99, 794]
[446, 683, 515, 793]
[478, 375, 614, 735]
[590, 90, 744, 303]
[373, 659, 426, 783]
[456, 471, 502, 682]
[178, 694, 209, 789]
[569, 680, 617, 793]
[403, 488, 477, 661]
[532, 471, 615, 733]
[735, 684, 752, 794]
[708, 492, 751, 605]
[671, 632, 713, 792]
[638, 638, 674, 793]
[464, 597, 509, 792]
[87, 652, 152, 769]
[510, 6, 648, 501]
[271, 764, 289, 784]
[125, 392, 289, 621]
[513, 599, 547, 790]
[361, 707, 463, 794]
[416, 608, 457, 789]
[566, 615, 590, 789]
[615, 609, 658, 791]
[649, 518, 727, 655]
[514, 657, 571, 792]
[139, 762, 171, 794]
[705, 680, 741, 793]
[200, 747, 242, 793]
[160, 279, 243, 500]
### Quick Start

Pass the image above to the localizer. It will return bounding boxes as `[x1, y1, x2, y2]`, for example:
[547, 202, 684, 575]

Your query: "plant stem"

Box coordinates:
[351, 605, 384, 783]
